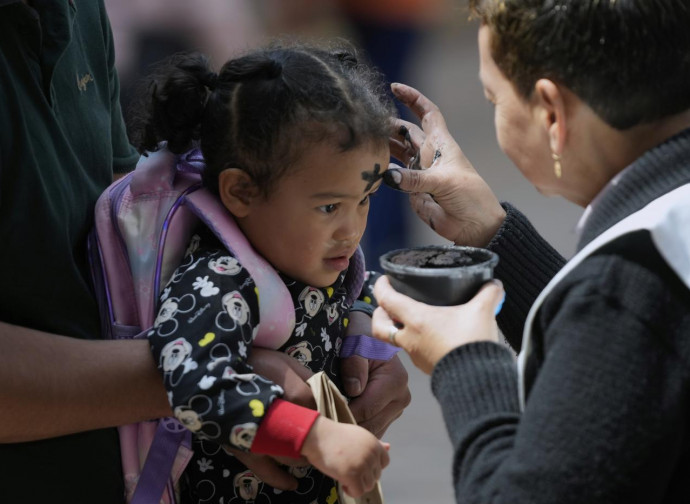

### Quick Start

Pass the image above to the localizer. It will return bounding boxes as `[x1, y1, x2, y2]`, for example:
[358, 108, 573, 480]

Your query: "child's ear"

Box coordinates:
[218, 168, 258, 218]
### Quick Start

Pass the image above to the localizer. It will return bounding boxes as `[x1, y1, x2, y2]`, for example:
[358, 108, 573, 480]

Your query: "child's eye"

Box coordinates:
[318, 203, 338, 214]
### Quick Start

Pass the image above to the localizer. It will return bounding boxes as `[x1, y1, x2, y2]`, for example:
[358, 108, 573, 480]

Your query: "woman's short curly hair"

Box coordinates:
[469, 0, 690, 129]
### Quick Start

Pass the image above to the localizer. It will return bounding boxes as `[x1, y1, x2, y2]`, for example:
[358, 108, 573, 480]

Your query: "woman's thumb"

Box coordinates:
[384, 166, 435, 194]
[475, 279, 505, 316]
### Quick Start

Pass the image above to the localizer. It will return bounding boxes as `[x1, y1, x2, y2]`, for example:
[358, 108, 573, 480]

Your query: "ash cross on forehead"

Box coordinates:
[361, 163, 383, 192]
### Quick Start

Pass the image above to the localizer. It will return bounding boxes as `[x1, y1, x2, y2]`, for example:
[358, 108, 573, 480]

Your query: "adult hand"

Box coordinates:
[371, 276, 504, 374]
[341, 355, 410, 438]
[341, 311, 411, 438]
[387, 83, 506, 247]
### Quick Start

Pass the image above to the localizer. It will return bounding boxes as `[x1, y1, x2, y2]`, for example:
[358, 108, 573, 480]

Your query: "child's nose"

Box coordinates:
[333, 211, 364, 243]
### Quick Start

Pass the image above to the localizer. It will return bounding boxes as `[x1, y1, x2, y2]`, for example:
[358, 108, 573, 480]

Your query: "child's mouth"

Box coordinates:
[324, 255, 350, 271]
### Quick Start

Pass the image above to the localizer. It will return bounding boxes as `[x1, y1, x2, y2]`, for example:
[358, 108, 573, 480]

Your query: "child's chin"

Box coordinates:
[298, 272, 340, 289]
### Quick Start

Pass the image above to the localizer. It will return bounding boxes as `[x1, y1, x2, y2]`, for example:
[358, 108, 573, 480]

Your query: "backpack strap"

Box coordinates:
[337, 247, 402, 360]
[343, 246, 366, 308]
[184, 188, 297, 349]
[130, 419, 190, 504]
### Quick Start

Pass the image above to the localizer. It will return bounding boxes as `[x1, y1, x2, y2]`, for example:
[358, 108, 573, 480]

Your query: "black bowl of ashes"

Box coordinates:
[379, 245, 499, 306]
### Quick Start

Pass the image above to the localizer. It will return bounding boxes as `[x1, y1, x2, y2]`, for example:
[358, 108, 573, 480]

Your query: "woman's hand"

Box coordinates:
[387, 83, 506, 247]
[371, 276, 504, 374]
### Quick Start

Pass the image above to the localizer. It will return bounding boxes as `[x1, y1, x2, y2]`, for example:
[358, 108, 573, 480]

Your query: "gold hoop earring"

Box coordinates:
[551, 152, 562, 179]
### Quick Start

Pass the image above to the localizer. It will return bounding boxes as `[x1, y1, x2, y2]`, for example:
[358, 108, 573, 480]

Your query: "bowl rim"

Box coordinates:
[379, 244, 499, 277]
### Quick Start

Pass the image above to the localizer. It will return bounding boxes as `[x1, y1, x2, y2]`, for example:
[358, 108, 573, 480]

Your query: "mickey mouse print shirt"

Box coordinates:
[147, 230, 378, 503]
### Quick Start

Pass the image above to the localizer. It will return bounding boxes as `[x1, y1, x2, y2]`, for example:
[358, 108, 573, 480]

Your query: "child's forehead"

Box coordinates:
[361, 162, 384, 192]
[284, 143, 388, 195]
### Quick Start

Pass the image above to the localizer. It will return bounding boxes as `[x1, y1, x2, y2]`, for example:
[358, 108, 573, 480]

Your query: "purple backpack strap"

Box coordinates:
[340, 334, 400, 360]
[130, 419, 189, 504]
[338, 249, 399, 360]
[184, 188, 296, 349]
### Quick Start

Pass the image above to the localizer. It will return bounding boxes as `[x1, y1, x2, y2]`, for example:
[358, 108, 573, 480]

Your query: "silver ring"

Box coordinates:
[388, 325, 400, 346]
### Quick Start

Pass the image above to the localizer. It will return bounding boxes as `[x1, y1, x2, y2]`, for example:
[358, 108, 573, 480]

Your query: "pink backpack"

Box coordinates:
[88, 147, 371, 503]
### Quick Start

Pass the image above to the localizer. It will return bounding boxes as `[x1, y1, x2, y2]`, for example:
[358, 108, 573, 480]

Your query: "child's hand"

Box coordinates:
[300, 416, 390, 497]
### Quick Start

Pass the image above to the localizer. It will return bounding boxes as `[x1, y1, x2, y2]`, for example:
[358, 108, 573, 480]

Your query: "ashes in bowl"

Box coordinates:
[379, 245, 499, 306]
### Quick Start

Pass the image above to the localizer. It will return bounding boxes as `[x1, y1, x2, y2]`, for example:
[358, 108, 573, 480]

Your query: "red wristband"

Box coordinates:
[250, 399, 319, 458]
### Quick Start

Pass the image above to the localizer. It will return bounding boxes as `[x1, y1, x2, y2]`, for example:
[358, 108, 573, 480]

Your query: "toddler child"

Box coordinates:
[130, 39, 397, 504]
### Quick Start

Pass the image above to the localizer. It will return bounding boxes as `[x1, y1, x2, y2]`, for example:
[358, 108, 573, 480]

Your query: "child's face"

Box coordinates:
[239, 141, 389, 287]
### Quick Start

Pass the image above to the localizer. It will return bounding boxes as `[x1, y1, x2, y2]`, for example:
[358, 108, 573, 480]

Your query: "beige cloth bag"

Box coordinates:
[306, 371, 385, 504]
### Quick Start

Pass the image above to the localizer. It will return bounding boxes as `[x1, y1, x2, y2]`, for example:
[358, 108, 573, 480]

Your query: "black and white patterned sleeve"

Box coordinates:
[147, 239, 285, 452]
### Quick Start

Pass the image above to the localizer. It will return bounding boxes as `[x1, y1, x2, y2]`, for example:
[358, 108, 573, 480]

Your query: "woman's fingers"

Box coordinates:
[391, 83, 451, 139]
[371, 276, 421, 350]
[391, 118, 426, 152]
[371, 306, 395, 338]
[389, 119, 427, 172]
[389, 138, 412, 164]
[408, 191, 448, 233]
[372, 276, 407, 323]
[373, 275, 505, 374]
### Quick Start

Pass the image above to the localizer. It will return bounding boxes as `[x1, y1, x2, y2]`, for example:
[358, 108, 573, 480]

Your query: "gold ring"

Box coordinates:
[388, 325, 399, 346]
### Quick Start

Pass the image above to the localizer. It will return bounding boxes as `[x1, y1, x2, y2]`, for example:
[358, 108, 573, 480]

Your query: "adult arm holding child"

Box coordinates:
[0, 323, 171, 442]
[0, 2, 173, 502]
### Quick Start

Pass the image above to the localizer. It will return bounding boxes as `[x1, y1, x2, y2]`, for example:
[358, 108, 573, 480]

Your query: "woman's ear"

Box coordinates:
[218, 168, 257, 218]
[534, 79, 567, 155]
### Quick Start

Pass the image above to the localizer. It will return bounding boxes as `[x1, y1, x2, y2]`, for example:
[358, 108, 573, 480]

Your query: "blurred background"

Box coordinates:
[105, 1, 581, 501]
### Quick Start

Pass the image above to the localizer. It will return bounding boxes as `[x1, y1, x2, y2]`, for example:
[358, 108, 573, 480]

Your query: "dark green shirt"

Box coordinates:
[0, 1, 138, 502]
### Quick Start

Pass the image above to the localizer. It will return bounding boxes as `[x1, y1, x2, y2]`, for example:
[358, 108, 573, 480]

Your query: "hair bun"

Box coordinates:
[201, 70, 219, 90]
[333, 50, 358, 69]
[220, 56, 283, 83]
[264, 59, 283, 79]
